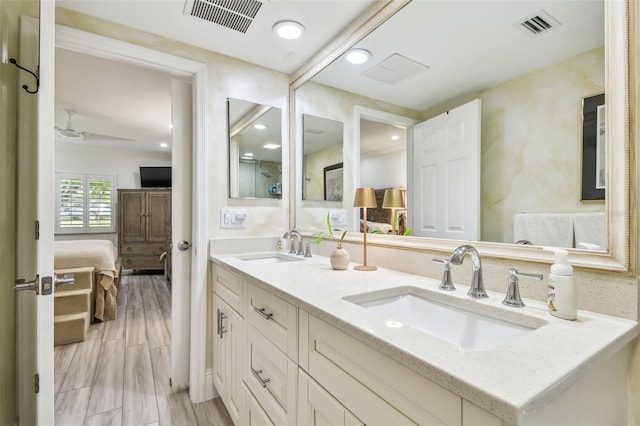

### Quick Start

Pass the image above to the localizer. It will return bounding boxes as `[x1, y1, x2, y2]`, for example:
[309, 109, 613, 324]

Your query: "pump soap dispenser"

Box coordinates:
[544, 247, 577, 320]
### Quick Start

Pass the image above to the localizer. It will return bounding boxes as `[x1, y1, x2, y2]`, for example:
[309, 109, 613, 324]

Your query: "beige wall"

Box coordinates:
[0, 0, 23, 422]
[303, 143, 343, 201]
[421, 48, 606, 244]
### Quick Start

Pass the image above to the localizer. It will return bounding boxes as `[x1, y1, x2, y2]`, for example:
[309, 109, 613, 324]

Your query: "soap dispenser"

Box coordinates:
[544, 247, 577, 320]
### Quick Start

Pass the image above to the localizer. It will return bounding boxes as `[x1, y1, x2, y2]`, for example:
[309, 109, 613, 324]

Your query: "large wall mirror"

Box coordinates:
[228, 98, 283, 199]
[292, 0, 631, 271]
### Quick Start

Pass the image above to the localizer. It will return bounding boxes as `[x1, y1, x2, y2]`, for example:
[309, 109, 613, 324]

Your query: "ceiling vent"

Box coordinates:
[362, 53, 429, 85]
[185, 0, 263, 34]
[519, 10, 561, 36]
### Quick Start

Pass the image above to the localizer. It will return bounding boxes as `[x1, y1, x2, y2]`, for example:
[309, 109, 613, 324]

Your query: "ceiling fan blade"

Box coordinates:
[82, 132, 138, 142]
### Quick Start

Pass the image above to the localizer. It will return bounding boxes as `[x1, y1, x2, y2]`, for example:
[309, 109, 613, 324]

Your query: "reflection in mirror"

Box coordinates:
[302, 114, 344, 201]
[228, 98, 282, 199]
[295, 0, 609, 251]
[360, 117, 408, 234]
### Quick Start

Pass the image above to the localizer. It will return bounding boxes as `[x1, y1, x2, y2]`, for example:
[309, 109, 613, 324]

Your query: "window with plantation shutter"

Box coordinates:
[55, 173, 116, 234]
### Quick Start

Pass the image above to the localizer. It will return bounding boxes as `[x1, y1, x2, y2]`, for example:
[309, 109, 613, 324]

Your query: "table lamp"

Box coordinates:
[382, 188, 405, 235]
[353, 187, 378, 271]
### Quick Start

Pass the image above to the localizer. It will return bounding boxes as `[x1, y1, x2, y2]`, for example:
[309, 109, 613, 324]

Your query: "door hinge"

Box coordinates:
[34, 373, 39, 393]
[35, 221, 40, 240]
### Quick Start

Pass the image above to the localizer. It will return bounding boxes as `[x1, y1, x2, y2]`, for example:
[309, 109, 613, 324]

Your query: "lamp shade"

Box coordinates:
[353, 187, 377, 208]
[382, 189, 405, 209]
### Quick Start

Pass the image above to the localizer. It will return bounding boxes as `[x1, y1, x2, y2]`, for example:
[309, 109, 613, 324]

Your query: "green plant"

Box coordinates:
[313, 213, 347, 248]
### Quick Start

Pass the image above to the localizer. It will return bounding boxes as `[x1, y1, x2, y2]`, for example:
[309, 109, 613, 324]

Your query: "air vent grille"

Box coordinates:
[519, 10, 561, 36]
[188, 0, 263, 33]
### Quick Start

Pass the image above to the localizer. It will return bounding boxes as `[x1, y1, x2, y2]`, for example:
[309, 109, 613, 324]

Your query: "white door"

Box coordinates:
[170, 79, 193, 389]
[15, 3, 56, 424]
[412, 99, 481, 240]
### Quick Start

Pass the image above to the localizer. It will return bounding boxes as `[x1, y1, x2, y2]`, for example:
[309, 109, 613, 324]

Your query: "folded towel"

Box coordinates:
[513, 213, 574, 247]
[573, 213, 606, 249]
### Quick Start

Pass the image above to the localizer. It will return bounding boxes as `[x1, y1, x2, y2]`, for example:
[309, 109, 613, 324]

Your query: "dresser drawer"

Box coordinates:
[121, 254, 163, 269]
[247, 283, 297, 359]
[120, 242, 167, 255]
[246, 324, 297, 425]
[212, 265, 243, 314]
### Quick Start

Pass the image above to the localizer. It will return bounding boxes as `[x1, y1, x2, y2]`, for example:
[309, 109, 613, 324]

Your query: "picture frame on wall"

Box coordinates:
[324, 163, 343, 201]
[581, 93, 605, 201]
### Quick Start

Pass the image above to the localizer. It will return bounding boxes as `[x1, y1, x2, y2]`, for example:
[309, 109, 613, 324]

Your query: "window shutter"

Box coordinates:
[58, 176, 85, 230]
[88, 176, 113, 229]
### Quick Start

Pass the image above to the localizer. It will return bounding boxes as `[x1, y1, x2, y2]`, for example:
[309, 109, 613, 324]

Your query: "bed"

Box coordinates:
[359, 188, 407, 234]
[54, 239, 122, 321]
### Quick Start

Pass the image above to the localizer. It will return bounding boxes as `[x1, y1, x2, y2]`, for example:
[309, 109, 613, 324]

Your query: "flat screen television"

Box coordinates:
[140, 166, 172, 188]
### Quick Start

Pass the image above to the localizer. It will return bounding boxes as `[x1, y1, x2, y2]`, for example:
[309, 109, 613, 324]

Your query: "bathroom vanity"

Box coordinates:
[209, 247, 638, 425]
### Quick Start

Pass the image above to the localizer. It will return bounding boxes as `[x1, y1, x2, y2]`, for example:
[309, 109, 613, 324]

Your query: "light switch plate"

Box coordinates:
[329, 210, 348, 227]
[221, 208, 247, 228]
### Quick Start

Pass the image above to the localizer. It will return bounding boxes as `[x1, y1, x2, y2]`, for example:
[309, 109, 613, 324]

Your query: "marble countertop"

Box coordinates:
[209, 251, 638, 424]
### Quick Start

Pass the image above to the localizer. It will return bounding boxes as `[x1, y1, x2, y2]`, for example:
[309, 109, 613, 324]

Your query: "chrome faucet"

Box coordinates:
[283, 230, 303, 255]
[449, 245, 488, 298]
[502, 269, 543, 308]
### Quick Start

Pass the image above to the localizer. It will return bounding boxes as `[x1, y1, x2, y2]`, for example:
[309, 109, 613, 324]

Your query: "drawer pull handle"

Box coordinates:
[216, 309, 227, 338]
[253, 307, 273, 320]
[251, 368, 271, 388]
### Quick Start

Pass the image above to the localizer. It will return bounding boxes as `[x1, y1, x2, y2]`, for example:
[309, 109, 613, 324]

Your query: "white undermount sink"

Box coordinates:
[235, 252, 304, 265]
[345, 288, 546, 352]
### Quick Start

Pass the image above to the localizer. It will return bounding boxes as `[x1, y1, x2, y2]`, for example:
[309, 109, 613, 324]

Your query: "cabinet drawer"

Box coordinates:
[213, 265, 243, 313]
[298, 369, 364, 426]
[245, 384, 275, 426]
[304, 314, 462, 426]
[246, 325, 297, 425]
[247, 283, 297, 360]
[120, 242, 167, 254]
[121, 254, 163, 269]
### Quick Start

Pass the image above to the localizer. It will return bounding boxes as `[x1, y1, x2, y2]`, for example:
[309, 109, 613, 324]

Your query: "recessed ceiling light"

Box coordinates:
[273, 20, 304, 40]
[263, 143, 281, 150]
[391, 135, 400, 141]
[160, 142, 168, 148]
[346, 48, 371, 65]
[169, 124, 173, 129]
[254, 123, 267, 130]
[243, 152, 254, 157]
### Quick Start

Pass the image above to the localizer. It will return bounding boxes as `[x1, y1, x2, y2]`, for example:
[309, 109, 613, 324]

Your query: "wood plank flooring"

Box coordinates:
[54, 272, 233, 426]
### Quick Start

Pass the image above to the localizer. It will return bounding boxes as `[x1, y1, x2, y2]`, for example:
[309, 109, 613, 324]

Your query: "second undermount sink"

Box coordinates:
[235, 252, 304, 265]
[345, 288, 547, 352]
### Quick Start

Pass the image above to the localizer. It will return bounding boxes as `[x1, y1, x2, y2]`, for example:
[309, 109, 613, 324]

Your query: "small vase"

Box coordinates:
[330, 247, 350, 270]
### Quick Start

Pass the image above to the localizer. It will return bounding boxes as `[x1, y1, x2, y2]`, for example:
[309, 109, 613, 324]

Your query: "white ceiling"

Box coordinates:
[54, 0, 604, 155]
[314, 0, 603, 112]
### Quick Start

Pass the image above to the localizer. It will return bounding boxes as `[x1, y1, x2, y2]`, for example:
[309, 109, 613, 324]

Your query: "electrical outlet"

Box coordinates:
[221, 208, 247, 228]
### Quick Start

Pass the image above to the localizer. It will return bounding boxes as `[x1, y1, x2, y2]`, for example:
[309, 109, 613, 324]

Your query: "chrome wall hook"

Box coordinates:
[9, 58, 39, 94]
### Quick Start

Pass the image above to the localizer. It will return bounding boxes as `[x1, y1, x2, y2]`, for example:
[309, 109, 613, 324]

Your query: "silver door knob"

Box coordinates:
[14, 277, 39, 294]
[177, 240, 191, 251]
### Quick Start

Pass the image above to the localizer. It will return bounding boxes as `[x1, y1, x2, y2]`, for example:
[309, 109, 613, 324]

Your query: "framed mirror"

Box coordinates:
[302, 114, 344, 201]
[291, 0, 631, 271]
[228, 98, 283, 199]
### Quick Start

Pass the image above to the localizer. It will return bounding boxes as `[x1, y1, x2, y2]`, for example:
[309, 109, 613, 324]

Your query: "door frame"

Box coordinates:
[55, 26, 210, 402]
[352, 106, 417, 232]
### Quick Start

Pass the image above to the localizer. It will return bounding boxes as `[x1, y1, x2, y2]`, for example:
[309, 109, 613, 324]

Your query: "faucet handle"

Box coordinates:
[432, 258, 455, 291]
[304, 240, 312, 258]
[502, 268, 544, 308]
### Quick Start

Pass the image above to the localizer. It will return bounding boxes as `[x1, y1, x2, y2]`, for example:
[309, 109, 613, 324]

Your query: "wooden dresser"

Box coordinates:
[118, 189, 171, 271]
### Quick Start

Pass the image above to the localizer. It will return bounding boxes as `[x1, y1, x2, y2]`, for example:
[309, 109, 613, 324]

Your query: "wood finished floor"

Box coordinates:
[54, 272, 233, 426]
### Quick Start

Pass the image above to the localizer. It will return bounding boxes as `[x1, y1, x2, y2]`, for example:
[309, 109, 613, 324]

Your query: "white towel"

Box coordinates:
[513, 213, 574, 247]
[573, 213, 606, 250]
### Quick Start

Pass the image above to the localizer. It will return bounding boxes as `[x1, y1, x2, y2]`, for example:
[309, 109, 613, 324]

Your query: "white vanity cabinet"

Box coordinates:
[211, 265, 245, 424]
[299, 310, 466, 425]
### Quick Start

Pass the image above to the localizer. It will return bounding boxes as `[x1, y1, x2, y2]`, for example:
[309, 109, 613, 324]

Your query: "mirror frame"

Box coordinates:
[289, 0, 636, 273]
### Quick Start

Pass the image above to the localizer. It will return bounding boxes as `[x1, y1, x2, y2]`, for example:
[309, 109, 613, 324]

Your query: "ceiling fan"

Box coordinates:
[55, 108, 136, 141]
